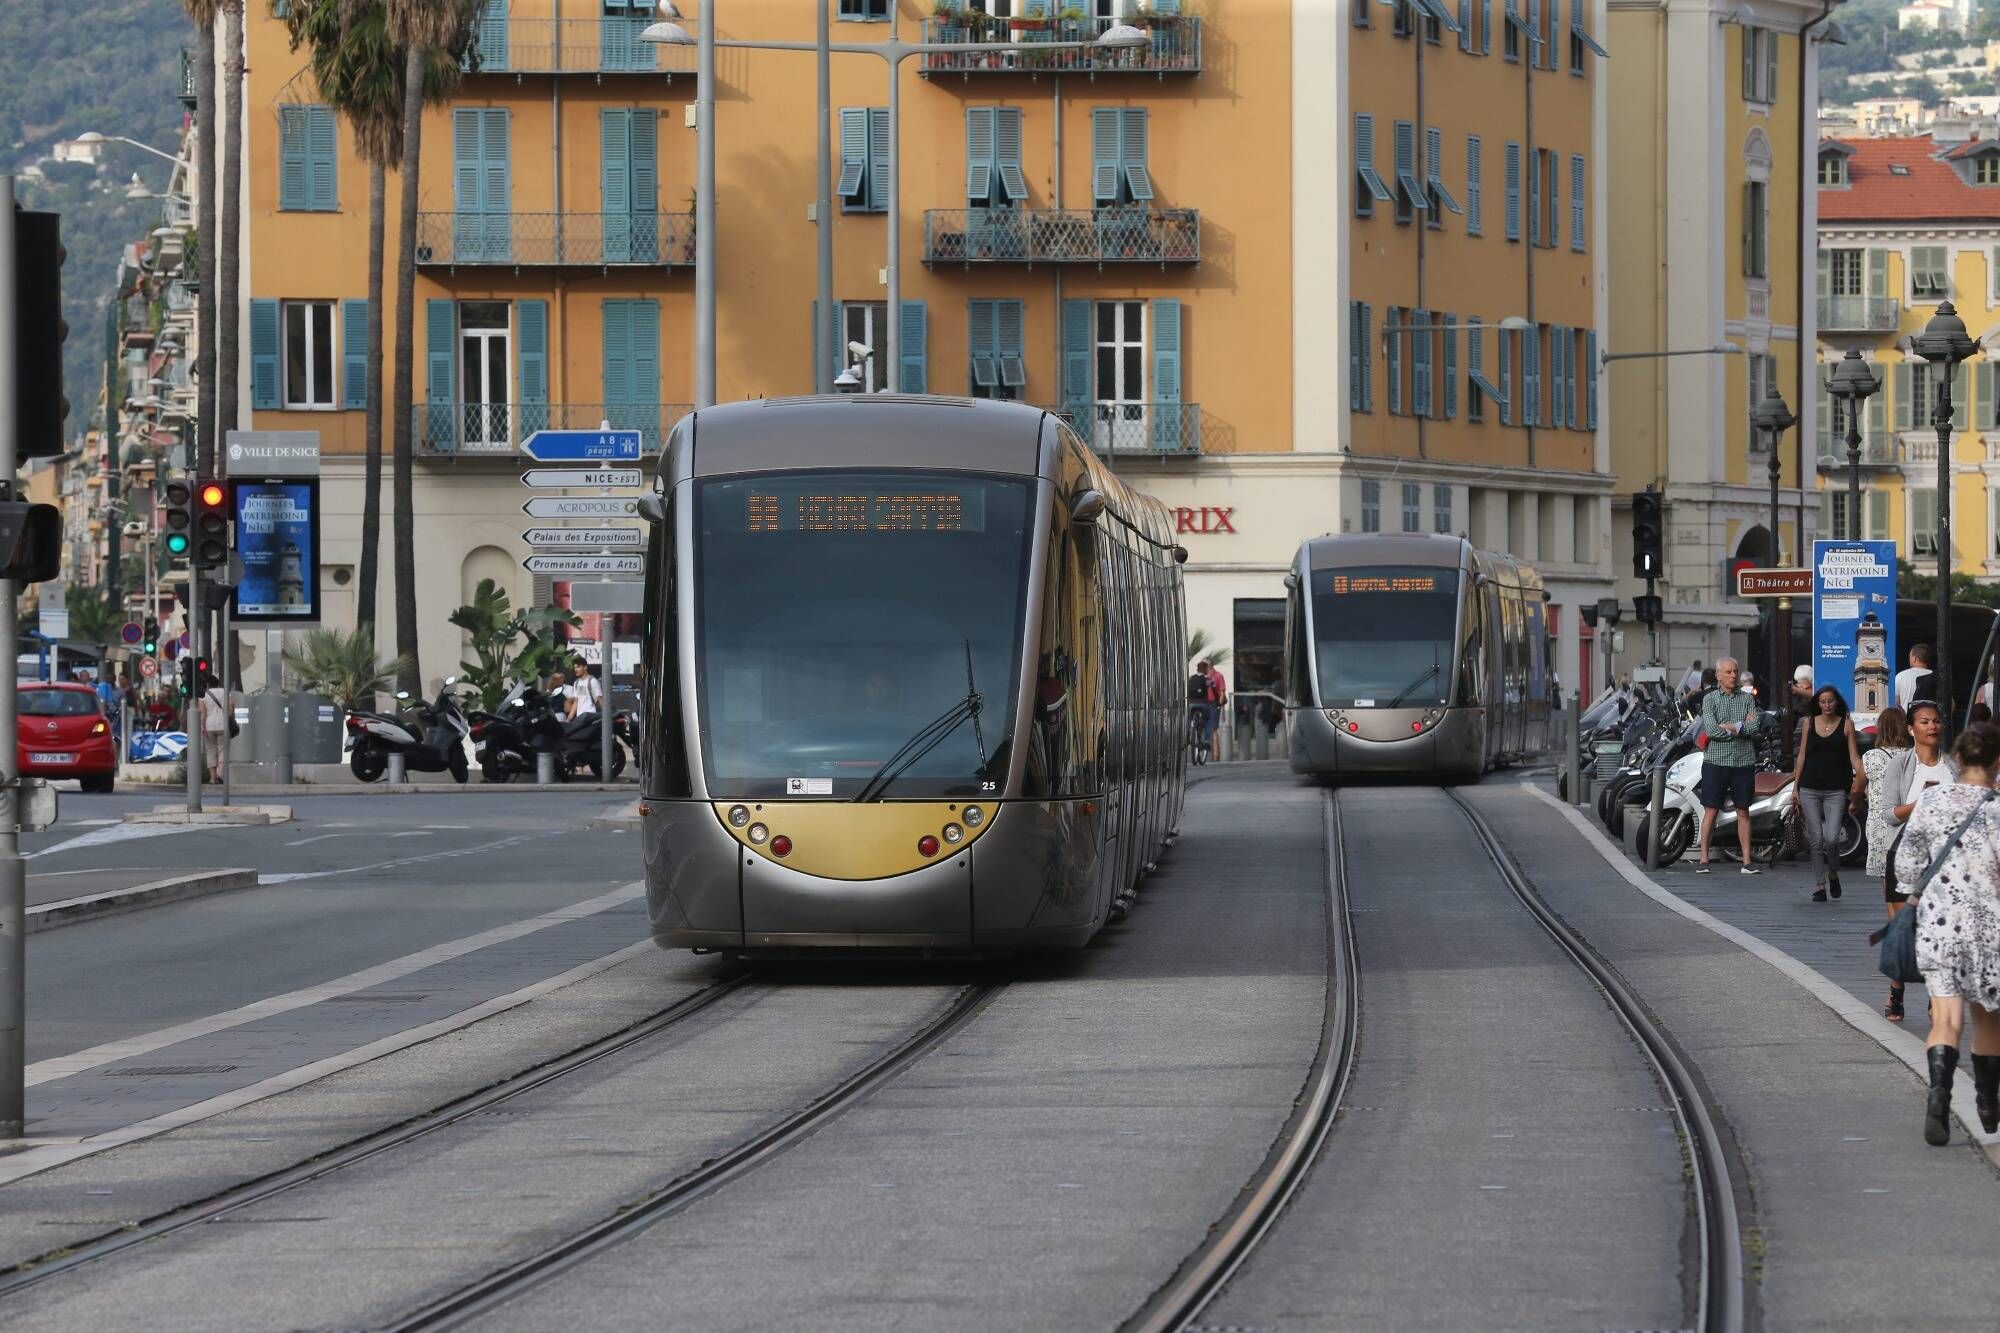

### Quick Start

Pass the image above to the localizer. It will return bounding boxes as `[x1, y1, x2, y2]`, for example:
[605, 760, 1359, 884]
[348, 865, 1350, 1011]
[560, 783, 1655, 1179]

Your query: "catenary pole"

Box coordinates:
[694, 0, 715, 408]
[0, 176, 23, 1135]
[815, 0, 833, 395]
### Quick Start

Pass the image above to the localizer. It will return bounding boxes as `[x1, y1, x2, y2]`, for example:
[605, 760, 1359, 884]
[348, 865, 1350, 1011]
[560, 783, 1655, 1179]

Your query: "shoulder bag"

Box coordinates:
[1872, 791, 1997, 984]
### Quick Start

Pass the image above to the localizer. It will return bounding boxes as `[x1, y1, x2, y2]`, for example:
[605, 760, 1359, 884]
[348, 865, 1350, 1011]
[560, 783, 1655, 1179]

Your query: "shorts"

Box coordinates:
[1698, 762, 1755, 812]
[1885, 866, 1910, 905]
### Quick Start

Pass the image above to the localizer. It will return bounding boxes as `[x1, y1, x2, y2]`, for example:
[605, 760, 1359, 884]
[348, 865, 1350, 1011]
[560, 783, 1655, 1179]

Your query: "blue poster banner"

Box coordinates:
[1812, 539, 1897, 720]
[233, 479, 321, 624]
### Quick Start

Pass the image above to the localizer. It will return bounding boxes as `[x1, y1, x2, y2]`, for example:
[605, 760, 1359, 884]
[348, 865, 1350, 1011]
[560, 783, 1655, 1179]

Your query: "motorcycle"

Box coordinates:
[346, 677, 472, 784]
[470, 684, 568, 783]
[559, 707, 633, 781]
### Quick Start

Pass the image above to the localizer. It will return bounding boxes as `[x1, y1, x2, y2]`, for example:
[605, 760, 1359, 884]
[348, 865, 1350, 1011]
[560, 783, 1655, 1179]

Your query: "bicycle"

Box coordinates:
[1186, 705, 1211, 766]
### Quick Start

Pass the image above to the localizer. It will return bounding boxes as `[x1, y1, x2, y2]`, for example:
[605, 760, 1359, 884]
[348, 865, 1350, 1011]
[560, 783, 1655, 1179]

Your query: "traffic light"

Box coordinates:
[0, 500, 59, 581]
[177, 656, 194, 699]
[193, 479, 229, 569]
[14, 208, 66, 459]
[161, 478, 192, 562]
[1631, 487, 1664, 581]
[194, 655, 212, 689]
[1634, 594, 1664, 624]
[142, 617, 159, 655]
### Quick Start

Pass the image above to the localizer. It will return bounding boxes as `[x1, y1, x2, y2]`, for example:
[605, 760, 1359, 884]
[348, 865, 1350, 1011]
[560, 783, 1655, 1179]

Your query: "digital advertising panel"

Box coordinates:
[1811, 539, 1897, 722]
[232, 479, 321, 624]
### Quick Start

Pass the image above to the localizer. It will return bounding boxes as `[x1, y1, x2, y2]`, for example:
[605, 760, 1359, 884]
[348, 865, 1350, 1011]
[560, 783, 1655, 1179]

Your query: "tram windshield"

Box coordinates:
[1310, 565, 1461, 707]
[694, 470, 1033, 799]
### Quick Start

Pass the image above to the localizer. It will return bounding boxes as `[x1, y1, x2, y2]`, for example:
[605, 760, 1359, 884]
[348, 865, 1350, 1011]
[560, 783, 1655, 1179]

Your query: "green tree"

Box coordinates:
[60, 585, 123, 646]
[448, 578, 580, 710]
[1186, 627, 1233, 668]
[281, 626, 411, 711]
[1897, 557, 2000, 609]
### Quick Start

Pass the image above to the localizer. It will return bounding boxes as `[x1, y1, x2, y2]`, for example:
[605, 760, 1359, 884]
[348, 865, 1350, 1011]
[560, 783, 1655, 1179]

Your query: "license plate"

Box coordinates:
[474, 740, 488, 753]
[29, 752, 74, 764]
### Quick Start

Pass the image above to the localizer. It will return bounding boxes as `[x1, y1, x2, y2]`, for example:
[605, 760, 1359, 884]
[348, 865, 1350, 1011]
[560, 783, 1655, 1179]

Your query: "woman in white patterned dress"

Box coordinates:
[1892, 723, 2000, 1147]
[1863, 707, 1913, 1020]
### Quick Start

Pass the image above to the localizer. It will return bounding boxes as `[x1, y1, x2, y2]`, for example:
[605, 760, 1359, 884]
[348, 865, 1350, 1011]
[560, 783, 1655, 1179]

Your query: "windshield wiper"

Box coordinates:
[853, 644, 985, 803]
[1386, 661, 1442, 709]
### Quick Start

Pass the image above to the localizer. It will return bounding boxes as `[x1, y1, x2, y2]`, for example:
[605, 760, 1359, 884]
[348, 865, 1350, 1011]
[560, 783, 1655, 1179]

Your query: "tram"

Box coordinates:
[1284, 533, 1553, 779]
[634, 395, 1187, 954]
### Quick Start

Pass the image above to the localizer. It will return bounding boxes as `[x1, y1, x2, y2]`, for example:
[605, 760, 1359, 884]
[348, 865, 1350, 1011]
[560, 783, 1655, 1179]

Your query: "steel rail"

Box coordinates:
[1447, 789, 1747, 1333]
[1120, 788, 1359, 1333]
[0, 974, 752, 1299]
[384, 979, 1008, 1331]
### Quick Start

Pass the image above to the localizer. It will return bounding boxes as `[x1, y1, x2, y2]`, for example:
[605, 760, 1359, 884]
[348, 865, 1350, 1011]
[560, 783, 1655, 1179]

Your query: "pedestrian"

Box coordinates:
[1690, 666, 1718, 714]
[571, 658, 602, 718]
[1790, 684, 1863, 903]
[1896, 644, 1936, 712]
[1884, 700, 1958, 1020]
[1696, 657, 1763, 874]
[1892, 721, 2000, 1146]
[1742, 667, 1758, 703]
[1974, 702, 1995, 727]
[1187, 659, 1220, 754]
[1205, 659, 1229, 716]
[200, 672, 227, 785]
[1678, 659, 1705, 698]
[1865, 706, 1915, 1018]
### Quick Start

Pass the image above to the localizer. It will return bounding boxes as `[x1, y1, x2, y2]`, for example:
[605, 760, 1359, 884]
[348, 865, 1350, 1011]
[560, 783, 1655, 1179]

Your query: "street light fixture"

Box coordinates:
[76, 131, 179, 164]
[1750, 384, 1797, 702]
[1823, 346, 1883, 541]
[1913, 298, 1980, 732]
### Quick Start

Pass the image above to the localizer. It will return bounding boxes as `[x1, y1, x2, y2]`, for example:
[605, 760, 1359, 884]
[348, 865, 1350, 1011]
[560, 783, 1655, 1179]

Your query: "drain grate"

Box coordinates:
[106, 1065, 239, 1077]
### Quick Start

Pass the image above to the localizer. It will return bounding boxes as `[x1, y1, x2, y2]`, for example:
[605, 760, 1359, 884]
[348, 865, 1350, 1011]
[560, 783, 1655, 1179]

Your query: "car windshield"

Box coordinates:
[1310, 565, 1462, 706]
[19, 689, 98, 717]
[695, 469, 1033, 799]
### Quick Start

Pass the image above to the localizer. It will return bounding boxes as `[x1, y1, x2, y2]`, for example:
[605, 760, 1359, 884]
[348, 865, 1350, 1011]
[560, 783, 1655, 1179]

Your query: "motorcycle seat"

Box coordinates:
[1752, 772, 1790, 798]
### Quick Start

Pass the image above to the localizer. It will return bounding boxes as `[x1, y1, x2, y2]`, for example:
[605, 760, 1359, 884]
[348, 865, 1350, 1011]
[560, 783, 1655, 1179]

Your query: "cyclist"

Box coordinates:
[1188, 658, 1221, 761]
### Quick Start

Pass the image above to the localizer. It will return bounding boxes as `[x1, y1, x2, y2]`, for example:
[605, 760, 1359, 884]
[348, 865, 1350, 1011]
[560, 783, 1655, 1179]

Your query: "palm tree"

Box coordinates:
[282, 626, 411, 712]
[182, 0, 220, 476]
[384, 0, 478, 693]
[1186, 628, 1233, 668]
[61, 587, 123, 647]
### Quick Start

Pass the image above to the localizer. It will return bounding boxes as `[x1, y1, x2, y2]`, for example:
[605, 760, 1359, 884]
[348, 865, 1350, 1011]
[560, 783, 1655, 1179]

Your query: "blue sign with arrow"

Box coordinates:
[521, 429, 642, 463]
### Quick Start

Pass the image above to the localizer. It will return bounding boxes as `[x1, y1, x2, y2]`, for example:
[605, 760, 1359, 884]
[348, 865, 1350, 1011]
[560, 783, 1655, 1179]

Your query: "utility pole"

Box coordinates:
[185, 558, 202, 814]
[0, 178, 21, 1135]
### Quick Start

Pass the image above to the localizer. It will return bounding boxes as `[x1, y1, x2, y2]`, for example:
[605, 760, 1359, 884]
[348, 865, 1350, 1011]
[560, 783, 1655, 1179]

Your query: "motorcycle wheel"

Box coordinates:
[1655, 811, 1695, 867]
[1556, 770, 1568, 802]
[610, 741, 627, 781]
[351, 742, 387, 784]
[1596, 777, 1619, 828]
[1839, 809, 1866, 866]
[481, 756, 507, 784]
[449, 748, 469, 784]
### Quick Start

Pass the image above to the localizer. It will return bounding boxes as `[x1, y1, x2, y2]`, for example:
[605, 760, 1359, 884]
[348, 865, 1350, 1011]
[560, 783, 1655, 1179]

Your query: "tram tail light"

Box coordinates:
[918, 835, 941, 858]
[1412, 721, 1423, 733]
[770, 835, 793, 858]
[1347, 722, 1359, 733]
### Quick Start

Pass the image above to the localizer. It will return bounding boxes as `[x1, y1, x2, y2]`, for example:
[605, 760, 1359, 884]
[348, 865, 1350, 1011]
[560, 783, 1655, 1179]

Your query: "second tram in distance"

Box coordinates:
[1284, 533, 1553, 780]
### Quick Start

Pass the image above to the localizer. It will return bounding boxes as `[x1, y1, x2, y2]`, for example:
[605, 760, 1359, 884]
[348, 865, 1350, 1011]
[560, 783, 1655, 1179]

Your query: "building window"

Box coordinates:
[1402, 482, 1422, 532]
[459, 300, 512, 448]
[1362, 479, 1382, 533]
[1090, 107, 1153, 209]
[968, 298, 1025, 401]
[1503, 0, 1520, 59]
[1393, 121, 1426, 225]
[1095, 299, 1146, 408]
[278, 105, 338, 212]
[1425, 127, 1462, 226]
[1394, 0, 1414, 37]
[1818, 151, 1848, 187]
[1742, 180, 1767, 278]
[1386, 305, 1404, 414]
[1355, 115, 1393, 218]
[1354, 0, 1370, 27]
[1829, 247, 1864, 297]
[1741, 26, 1778, 104]
[1980, 157, 2000, 186]
[1911, 486, 1939, 557]
[838, 0, 889, 19]
[1434, 484, 1452, 533]
[842, 301, 888, 393]
[1912, 245, 1950, 300]
[838, 107, 888, 214]
[282, 301, 336, 409]
[1746, 352, 1780, 447]
[1349, 301, 1374, 412]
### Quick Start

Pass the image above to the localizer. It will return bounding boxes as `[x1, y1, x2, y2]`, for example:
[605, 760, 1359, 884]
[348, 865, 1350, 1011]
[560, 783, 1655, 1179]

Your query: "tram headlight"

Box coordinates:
[962, 806, 983, 828]
[942, 823, 964, 845]
[727, 805, 751, 828]
[748, 823, 770, 845]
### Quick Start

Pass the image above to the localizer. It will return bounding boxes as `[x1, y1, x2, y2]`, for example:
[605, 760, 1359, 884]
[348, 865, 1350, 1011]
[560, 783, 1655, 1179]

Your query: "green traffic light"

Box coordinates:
[165, 533, 189, 555]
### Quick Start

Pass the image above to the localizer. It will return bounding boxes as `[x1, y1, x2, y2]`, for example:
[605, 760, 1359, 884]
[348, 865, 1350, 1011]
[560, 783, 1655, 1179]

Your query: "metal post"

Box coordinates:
[598, 656, 612, 783]
[0, 176, 22, 1136]
[1766, 428, 1781, 694]
[185, 561, 203, 813]
[219, 595, 231, 806]
[1936, 371, 1955, 737]
[537, 749, 556, 785]
[1845, 404, 1862, 542]
[814, 0, 833, 395]
[884, 48, 902, 387]
[1647, 763, 1665, 869]
[694, 0, 716, 409]
[387, 751, 406, 785]
[1568, 692, 1586, 807]
[270, 627, 291, 785]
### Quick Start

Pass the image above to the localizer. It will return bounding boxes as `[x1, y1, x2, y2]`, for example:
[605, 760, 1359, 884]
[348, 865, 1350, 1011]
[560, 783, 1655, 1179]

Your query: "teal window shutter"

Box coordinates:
[603, 299, 660, 448]
[969, 299, 997, 390]
[517, 299, 549, 438]
[1459, 0, 1471, 49]
[1896, 361, 1912, 431]
[425, 299, 456, 447]
[1355, 115, 1393, 215]
[1466, 136, 1482, 235]
[1091, 108, 1121, 206]
[1151, 298, 1183, 451]
[475, 0, 509, 71]
[453, 106, 481, 258]
[1358, 302, 1373, 413]
[1061, 299, 1093, 407]
[1504, 142, 1521, 241]
[1584, 329, 1598, 429]
[308, 106, 337, 210]
[997, 300, 1025, 391]
[1424, 127, 1462, 215]
[341, 299, 368, 409]
[1411, 306, 1432, 416]
[1121, 109, 1154, 203]
[483, 109, 511, 260]
[278, 108, 307, 211]
[995, 108, 1027, 204]
[601, 110, 632, 261]
[1499, 325, 1512, 424]
[631, 107, 658, 261]
[899, 300, 927, 393]
[1349, 302, 1364, 410]
[1818, 379, 1835, 455]
[1442, 315, 1458, 419]
[1386, 305, 1403, 415]
[868, 107, 890, 213]
[1523, 326, 1539, 426]
[250, 299, 281, 409]
[1528, 147, 1540, 246]
[1569, 154, 1585, 251]
[1980, 361, 1996, 430]
[839, 108, 869, 209]
[603, 300, 632, 406]
[1955, 362, 1969, 432]
[964, 107, 994, 205]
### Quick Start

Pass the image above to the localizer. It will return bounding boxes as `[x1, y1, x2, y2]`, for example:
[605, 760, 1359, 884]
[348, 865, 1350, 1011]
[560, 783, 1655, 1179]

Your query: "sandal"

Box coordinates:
[1887, 985, 1906, 1023]
[1811, 887, 1828, 902]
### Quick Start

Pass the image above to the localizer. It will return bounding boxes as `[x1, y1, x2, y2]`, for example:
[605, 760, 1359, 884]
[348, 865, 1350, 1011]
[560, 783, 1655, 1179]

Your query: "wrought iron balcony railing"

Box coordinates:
[1818, 295, 1901, 333]
[413, 402, 692, 458]
[1050, 402, 1202, 457]
[925, 208, 1200, 265]
[1815, 435, 1897, 468]
[414, 211, 695, 268]
[180, 48, 198, 106]
[918, 15, 1201, 77]
[464, 16, 698, 76]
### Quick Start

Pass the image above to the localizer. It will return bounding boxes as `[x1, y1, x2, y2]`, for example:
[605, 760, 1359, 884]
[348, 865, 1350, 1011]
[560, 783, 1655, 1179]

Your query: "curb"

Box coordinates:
[124, 804, 294, 827]
[589, 798, 642, 832]
[28, 869, 261, 934]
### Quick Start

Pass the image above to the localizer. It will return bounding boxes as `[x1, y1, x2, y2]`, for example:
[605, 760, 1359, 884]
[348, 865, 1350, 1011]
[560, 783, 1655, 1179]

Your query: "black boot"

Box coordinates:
[1974, 1054, 2000, 1135]
[1927, 1045, 1960, 1147]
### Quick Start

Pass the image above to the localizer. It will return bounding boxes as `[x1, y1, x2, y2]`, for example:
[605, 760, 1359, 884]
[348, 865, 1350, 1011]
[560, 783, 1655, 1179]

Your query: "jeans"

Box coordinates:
[1798, 787, 1848, 884]
[1190, 702, 1219, 743]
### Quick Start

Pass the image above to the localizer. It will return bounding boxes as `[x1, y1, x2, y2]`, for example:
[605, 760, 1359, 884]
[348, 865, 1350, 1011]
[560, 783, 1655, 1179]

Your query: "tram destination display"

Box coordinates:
[736, 479, 990, 534]
[1325, 572, 1440, 594]
[231, 479, 321, 624]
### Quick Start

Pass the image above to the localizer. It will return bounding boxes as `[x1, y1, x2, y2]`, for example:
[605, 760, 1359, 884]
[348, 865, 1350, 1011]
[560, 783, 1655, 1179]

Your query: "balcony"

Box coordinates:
[1051, 402, 1202, 457]
[180, 47, 197, 107]
[1815, 435, 1897, 469]
[413, 402, 692, 458]
[918, 15, 1201, 78]
[464, 16, 697, 77]
[1819, 295, 1901, 333]
[925, 208, 1200, 266]
[414, 212, 695, 268]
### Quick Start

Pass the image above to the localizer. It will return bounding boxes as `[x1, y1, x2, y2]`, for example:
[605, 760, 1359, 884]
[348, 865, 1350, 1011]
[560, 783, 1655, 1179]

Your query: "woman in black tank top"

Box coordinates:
[1792, 685, 1865, 903]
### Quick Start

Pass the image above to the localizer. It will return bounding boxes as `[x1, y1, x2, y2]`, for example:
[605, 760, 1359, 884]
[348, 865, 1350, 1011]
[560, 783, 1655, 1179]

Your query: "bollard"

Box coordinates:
[536, 750, 557, 785]
[1647, 765, 1666, 868]
[387, 752, 407, 785]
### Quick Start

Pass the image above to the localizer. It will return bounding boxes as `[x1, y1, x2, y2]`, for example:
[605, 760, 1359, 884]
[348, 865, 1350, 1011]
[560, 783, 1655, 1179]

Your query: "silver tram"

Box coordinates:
[634, 395, 1187, 954]
[1284, 533, 1553, 780]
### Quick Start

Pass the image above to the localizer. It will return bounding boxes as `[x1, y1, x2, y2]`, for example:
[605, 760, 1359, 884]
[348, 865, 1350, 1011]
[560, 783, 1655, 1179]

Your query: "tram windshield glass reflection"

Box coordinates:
[694, 470, 1033, 799]
[1311, 565, 1461, 706]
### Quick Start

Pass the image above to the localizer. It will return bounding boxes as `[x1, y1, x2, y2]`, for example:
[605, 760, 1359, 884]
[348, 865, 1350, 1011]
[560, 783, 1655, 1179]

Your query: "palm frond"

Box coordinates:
[281, 627, 410, 711]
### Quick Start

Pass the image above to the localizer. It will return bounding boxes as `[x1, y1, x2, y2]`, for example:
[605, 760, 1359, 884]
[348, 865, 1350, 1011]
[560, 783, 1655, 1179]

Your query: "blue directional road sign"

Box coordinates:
[520, 429, 642, 463]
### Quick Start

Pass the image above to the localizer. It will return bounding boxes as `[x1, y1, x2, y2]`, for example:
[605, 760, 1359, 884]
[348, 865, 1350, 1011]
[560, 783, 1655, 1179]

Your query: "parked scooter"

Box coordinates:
[347, 677, 472, 784]
[559, 708, 632, 780]
[470, 683, 568, 783]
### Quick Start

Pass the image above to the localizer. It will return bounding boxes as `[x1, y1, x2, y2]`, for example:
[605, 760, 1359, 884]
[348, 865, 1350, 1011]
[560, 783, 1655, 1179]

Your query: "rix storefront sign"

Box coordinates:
[1734, 567, 1813, 598]
[1174, 506, 1236, 535]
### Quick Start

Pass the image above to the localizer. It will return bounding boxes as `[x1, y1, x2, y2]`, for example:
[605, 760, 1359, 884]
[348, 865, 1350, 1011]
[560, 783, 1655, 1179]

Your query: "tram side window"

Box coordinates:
[1286, 580, 1311, 705]
[642, 489, 691, 798]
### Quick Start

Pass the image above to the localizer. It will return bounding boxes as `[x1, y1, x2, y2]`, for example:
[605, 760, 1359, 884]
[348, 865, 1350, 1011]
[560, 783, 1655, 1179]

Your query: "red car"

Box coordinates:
[18, 683, 116, 792]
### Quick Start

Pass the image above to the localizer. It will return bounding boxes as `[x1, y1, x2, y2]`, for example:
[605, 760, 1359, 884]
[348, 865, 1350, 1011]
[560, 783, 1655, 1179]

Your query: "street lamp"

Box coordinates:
[644, 9, 1147, 404]
[1823, 346, 1883, 541]
[1750, 384, 1797, 704]
[1913, 298, 1980, 731]
[76, 131, 179, 164]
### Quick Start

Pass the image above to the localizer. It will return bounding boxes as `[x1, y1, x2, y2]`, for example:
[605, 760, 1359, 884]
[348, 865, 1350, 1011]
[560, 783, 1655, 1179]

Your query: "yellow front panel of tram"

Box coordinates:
[710, 801, 996, 881]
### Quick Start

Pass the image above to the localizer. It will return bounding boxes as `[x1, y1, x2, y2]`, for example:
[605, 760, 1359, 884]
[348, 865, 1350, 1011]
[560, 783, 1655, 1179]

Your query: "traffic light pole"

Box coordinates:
[185, 561, 202, 814]
[0, 176, 24, 1135]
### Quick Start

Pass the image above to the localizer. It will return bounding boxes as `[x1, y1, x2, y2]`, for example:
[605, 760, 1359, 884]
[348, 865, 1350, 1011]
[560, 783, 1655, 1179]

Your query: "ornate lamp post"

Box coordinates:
[1751, 385, 1797, 703]
[1824, 347, 1884, 541]
[1913, 299, 1980, 733]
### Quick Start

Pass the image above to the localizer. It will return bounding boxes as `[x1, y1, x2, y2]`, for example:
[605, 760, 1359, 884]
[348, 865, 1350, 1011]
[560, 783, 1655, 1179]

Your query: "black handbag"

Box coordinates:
[1873, 792, 1995, 984]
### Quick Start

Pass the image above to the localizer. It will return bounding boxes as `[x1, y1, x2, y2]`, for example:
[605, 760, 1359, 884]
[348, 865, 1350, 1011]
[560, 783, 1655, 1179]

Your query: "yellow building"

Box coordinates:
[1605, 0, 1829, 675]
[240, 0, 1296, 686]
[1815, 133, 2000, 581]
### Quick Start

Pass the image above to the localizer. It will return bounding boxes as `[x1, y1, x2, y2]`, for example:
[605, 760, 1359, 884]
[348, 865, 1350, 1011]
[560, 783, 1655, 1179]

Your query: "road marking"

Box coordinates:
[389, 830, 433, 838]
[421, 825, 472, 831]
[22, 879, 644, 1087]
[259, 831, 541, 884]
[0, 933, 653, 1186]
[283, 832, 373, 847]
[25, 824, 199, 861]
[1520, 781, 2000, 1162]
